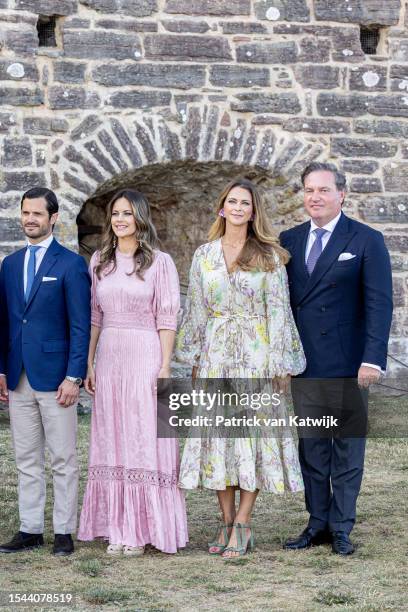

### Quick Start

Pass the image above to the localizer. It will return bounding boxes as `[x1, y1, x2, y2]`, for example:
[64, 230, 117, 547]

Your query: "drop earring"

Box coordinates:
[113, 236, 117, 248]
[250, 214, 255, 221]
[218, 208, 225, 218]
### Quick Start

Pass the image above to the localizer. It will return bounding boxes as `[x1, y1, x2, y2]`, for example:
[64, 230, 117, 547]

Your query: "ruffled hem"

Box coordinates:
[78, 476, 189, 554]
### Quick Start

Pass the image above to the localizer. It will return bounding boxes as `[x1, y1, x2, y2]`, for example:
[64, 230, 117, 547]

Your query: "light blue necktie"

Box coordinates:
[306, 228, 327, 275]
[25, 245, 41, 302]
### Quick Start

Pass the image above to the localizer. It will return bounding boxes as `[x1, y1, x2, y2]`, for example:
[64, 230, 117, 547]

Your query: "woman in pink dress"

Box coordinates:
[78, 189, 188, 555]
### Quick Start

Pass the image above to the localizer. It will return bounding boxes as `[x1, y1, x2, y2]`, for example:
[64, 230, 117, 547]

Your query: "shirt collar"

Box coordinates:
[310, 211, 342, 235]
[26, 235, 54, 250]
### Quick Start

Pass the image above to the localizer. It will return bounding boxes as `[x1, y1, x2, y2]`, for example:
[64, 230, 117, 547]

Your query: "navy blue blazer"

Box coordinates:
[280, 213, 393, 378]
[0, 239, 91, 391]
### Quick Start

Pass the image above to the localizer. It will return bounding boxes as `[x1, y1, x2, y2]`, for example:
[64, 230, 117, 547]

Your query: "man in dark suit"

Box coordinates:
[0, 187, 90, 556]
[280, 162, 393, 555]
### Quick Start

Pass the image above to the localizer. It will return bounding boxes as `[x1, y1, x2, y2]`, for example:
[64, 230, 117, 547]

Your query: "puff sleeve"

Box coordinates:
[265, 262, 306, 377]
[175, 247, 208, 367]
[89, 251, 103, 328]
[153, 252, 180, 331]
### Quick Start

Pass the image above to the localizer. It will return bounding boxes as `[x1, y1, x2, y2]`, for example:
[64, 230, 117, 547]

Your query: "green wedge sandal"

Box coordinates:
[208, 523, 233, 555]
[222, 523, 254, 559]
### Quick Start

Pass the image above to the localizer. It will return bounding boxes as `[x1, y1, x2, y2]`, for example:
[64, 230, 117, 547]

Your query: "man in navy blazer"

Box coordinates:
[280, 163, 393, 555]
[0, 187, 90, 556]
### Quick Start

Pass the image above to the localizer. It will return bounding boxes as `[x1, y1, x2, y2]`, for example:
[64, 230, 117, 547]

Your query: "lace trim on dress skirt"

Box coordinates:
[88, 466, 178, 488]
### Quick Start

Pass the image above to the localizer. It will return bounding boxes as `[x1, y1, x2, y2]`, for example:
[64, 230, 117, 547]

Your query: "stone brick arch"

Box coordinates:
[55, 106, 325, 284]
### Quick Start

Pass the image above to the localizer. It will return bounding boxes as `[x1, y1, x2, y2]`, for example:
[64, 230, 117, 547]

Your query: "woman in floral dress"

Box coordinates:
[78, 189, 188, 556]
[176, 178, 306, 558]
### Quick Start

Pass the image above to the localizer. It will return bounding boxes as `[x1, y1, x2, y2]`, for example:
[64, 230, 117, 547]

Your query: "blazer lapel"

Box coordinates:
[24, 239, 60, 311]
[14, 248, 26, 305]
[299, 213, 356, 304]
[291, 223, 310, 286]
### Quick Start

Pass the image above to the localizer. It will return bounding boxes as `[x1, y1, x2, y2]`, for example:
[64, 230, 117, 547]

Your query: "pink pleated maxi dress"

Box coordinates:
[78, 249, 188, 553]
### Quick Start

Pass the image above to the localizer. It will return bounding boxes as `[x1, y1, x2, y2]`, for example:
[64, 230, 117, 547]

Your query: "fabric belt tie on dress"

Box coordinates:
[209, 313, 264, 365]
[103, 312, 156, 330]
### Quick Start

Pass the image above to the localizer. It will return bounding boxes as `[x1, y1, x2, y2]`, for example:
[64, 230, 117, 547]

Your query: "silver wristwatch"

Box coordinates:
[65, 376, 82, 386]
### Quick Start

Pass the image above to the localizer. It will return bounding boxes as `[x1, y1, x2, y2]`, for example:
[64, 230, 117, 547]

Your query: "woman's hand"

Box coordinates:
[84, 364, 96, 395]
[158, 364, 171, 379]
[272, 374, 291, 395]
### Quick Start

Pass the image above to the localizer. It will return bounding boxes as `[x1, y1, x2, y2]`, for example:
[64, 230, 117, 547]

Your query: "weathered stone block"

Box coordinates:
[71, 115, 102, 140]
[359, 197, 408, 224]
[79, 0, 157, 17]
[95, 19, 157, 31]
[63, 31, 142, 60]
[48, 86, 101, 110]
[0, 218, 25, 242]
[350, 177, 382, 193]
[164, 0, 250, 15]
[331, 137, 398, 158]
[209, 65, 270, 88]
[54, 61, 86, 83]
[385, 234, 408, 253]
[331, 27, 365, 63]
[0, 113, 16, 133]
[255, 0, 310, 22]
[389, 39, 408, 62]
[109, 90, 171, 109]
[390, 64, 408, 92]
[354, 119, 408, 139]
[283, 117, 350, 134]
[314, 0, 400, 26]
[294, 65, 339, 89]
[317, 93, 368, 117]
[2, 137, 32, 167]
[144, 35, 232, 61]
[231, 92, 301, 114]
[383, 164, 408, 191]
[299, 38, 331, 64]
[341, 159, 379, 174]
[0, 171, 46, 193]
[16, 0, 77, 14]
[23, 117, 69, 135]
[236, 41, 297, 64]
[62, 17, 90, 29]
[349, 66, 387, 91]
[92, 63, 205, 89]
[0, 60, 38, 82]
[5, 29, 38, 56]
[368, 95, 408, 119]
[0, 87, 43, 106]
[162, 20, 209, 33]
[222, 22, 267, 34]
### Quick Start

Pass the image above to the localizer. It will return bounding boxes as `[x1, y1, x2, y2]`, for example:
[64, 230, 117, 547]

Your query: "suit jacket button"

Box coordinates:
[23, 319, 27, 324]
[321, 330, 327, 335]
[321, 306, 326, 312]
[330, 282, 337, 288]
[297, 306, 301, 311]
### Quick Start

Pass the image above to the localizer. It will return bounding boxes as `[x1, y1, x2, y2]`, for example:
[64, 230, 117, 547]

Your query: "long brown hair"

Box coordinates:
[208, 178, 289, 271]
[95, 189, 159, 280]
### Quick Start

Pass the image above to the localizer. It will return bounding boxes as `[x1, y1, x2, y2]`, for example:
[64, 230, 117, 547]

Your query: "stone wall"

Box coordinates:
[0, 0, 407, 369]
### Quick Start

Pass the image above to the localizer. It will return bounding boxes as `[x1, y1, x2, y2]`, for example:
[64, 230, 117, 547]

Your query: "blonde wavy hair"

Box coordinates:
[208, 178, 289, 271]
[95, 189, 159, 280]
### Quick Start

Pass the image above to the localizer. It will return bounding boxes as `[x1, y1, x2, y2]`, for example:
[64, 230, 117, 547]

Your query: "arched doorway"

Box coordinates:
[76, 160, 304, 290]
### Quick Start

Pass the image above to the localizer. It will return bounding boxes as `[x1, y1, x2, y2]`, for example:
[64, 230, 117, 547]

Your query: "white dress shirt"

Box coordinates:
[23, 234, 54, 294]
[304, 213, 382, 373]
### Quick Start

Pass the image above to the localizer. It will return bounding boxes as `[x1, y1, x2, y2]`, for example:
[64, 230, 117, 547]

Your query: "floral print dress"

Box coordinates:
[175, 239, 306, 493]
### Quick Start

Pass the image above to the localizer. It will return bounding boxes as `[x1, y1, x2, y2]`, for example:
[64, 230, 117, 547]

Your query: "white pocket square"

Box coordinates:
[338, 253, 356, 261]
[42, 276, 57, 281]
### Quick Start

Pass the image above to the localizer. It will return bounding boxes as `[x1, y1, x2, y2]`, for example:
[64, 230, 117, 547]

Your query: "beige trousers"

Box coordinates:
[9, 371, 78, 535]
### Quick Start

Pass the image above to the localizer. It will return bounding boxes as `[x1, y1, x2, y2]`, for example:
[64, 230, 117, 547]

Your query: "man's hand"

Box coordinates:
[56, 379, 80, 407]
[358, 365, 381, 388]
[0, 375, 8, 401]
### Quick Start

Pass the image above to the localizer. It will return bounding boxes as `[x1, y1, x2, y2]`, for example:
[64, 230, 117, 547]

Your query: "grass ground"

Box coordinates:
[0, 395, 407, 611]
